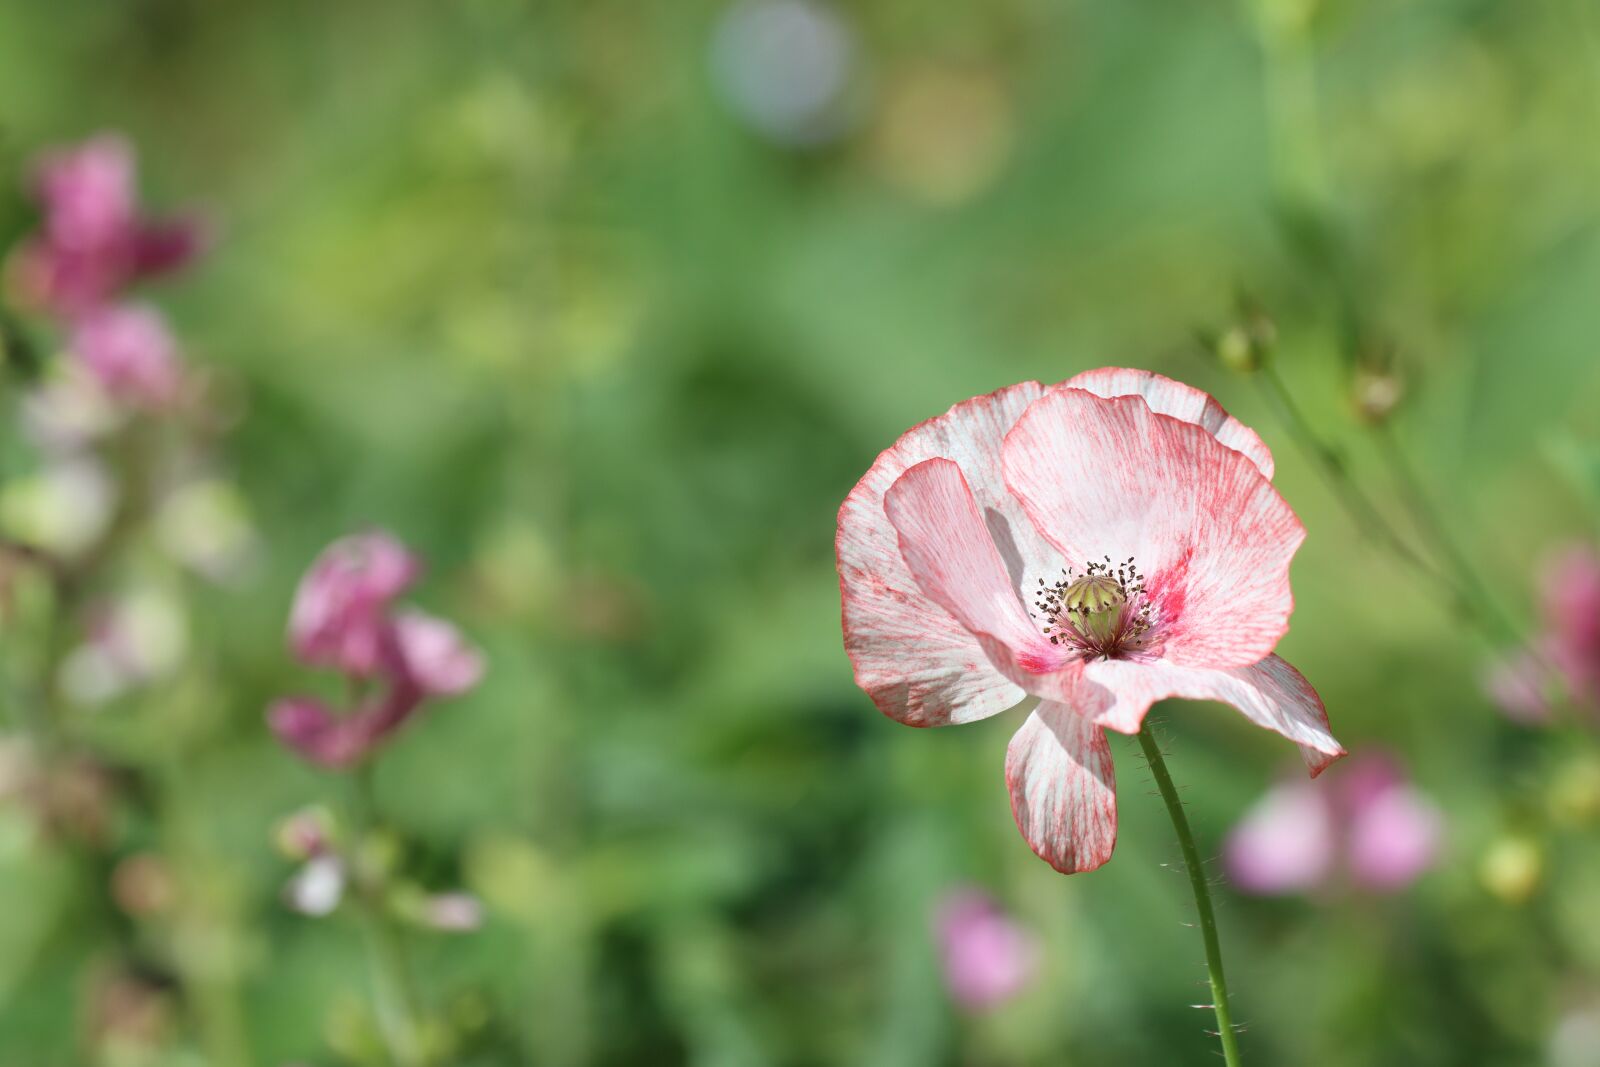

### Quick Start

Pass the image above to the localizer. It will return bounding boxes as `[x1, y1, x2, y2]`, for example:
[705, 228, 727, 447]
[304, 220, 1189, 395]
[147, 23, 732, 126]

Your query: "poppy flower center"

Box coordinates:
[1035, 557, 1152, 659]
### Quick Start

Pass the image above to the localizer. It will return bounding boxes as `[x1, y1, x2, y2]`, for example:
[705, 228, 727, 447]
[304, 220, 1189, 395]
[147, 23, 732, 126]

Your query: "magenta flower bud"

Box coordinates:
[288, 531, 420, 677]
[1224, 780, 1336, 894]
[67, 304, 184, 411]
[391, 609, 485, 696]
[934, 889, 1037, 1011]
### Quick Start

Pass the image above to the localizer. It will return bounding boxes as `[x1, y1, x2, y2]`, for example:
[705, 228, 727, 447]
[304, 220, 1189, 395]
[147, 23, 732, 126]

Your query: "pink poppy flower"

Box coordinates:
[67, 303, 185, 410]
[5, 134, 208, 319]
[288, 531, 421, 678]
[837, 369, 1344, 873]
[1225, 752, 1441, 895]
[934, 889, 1038, 1011]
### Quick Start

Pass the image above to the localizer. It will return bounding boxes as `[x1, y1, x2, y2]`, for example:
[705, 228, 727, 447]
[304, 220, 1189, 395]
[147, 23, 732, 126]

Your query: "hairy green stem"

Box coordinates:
[1137, 726, 1242, 1067]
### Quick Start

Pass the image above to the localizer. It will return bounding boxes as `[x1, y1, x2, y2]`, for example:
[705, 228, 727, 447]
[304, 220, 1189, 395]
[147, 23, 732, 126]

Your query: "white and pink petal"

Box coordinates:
[1004, 702, 1118, 874]
[837, 382, 1065, 727]
[884, 458, 1072, 694]
[1060, 367, 1275, 480]
[1074, 654, 1344, 775]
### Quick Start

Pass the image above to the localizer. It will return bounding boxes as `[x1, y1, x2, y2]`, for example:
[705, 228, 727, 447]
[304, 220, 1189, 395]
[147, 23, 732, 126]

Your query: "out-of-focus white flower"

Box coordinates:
[0, 456, 116, 556]
[156, 479, 258, 584]
[284, 854, 346, 917]
[61, 587, 188, 705]
[20, 365, 123, 452]
[709, 0, 858, 146]
[424, 892, 484, 933]
[1550, 1006, 1600, 1067]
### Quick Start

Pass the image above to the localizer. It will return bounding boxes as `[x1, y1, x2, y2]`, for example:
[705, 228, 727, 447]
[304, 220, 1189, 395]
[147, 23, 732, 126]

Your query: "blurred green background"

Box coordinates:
[3, 0, 1600, 1064]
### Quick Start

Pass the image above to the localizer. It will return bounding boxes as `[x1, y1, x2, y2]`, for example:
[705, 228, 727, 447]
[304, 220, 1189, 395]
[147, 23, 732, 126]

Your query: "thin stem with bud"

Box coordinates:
[1253, 362, 1519, 648]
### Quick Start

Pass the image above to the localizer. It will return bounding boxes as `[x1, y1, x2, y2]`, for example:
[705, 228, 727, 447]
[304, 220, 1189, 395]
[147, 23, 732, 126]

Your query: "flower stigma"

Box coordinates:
[1036, 557, 1151, 659]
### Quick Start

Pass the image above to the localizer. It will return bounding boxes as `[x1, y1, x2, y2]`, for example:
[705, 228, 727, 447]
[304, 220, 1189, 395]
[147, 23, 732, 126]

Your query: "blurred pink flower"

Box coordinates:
[1484, 545, 1600, 722]
[1543, 546, 1600, 707]
[271, 532, 482, 769]
[837, 370, 1343, 874]
[392, 609, 485, 696]
[1223, 780, 1336, 893]
[68, 303, 184, 410]
[1225, 752, 1441, 896]
[934, 889, 1037, 1011]
[5, 134, 207, 319]
[269, 691, 419, 770]
[1483, 646, 1555, 724]
[289, 531, 420, 677]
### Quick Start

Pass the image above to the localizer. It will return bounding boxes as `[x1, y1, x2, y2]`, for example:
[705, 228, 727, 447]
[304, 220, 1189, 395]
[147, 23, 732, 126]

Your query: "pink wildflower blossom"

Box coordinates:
[5, 134, 206, 319]
[1226, 752, 1441, 895]
[837, 370, 1344, 873]
[270, 532, 483, 769]
[934, 889, 1038, 1010]
[288, 531, 421, 678]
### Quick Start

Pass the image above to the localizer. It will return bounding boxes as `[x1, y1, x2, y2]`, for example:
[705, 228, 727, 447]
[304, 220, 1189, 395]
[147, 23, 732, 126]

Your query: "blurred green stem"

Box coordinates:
[351, 765, 429, 1067]
[1256, 362, 1529, 650]
[1136, 726, 1242, 1067]
[1251, 0, 1326, 209]
[1372, 421, 1520, 645]
[1255, 364, 1448, 587]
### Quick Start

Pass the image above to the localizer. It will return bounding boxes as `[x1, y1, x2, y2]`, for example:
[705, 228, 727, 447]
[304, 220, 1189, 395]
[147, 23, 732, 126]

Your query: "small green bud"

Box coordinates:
[1479, 835, 1542, 904]
[1215, 327, 1258, 373]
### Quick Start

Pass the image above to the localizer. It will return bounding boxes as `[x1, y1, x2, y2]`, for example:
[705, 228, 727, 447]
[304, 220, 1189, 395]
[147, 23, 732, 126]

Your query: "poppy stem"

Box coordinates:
[1136, 725, 1243, 1067]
